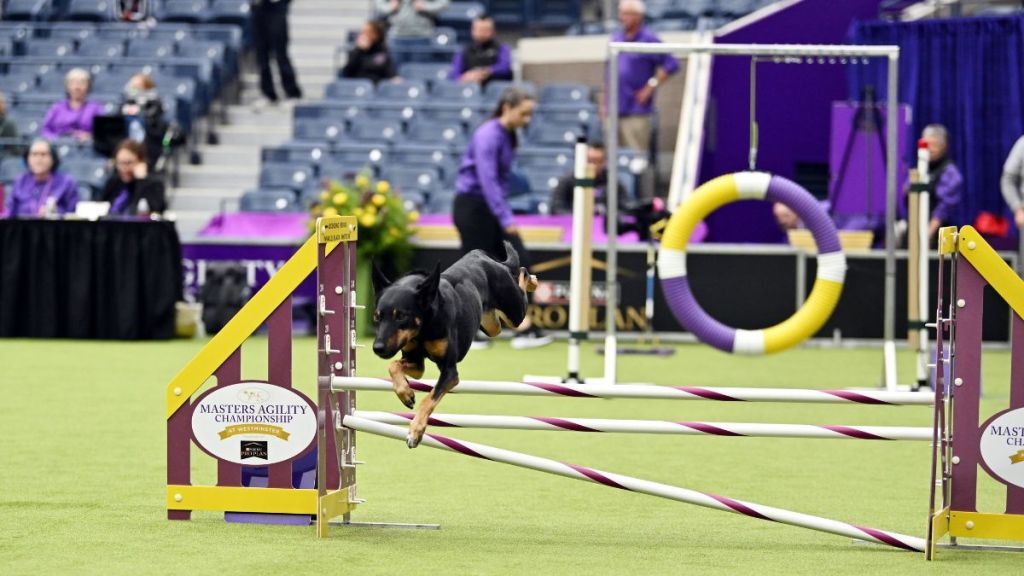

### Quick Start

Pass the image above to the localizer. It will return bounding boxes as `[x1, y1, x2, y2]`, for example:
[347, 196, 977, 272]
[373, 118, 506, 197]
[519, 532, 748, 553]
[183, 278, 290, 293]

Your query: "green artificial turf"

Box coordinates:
[1, 337, 1021, 575]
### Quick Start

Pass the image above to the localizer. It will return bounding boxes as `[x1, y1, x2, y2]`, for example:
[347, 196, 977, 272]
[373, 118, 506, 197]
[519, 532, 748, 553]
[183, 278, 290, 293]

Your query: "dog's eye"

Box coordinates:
[372, 310, 381, 322]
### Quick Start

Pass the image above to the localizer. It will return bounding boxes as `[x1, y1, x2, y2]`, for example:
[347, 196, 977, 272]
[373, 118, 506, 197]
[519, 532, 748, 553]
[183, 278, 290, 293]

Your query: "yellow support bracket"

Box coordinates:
[956, 226, 1024, 320]
[167, 485, 318, 514]
[938, 226, 957, 256]
[949, 511, 1024, 541]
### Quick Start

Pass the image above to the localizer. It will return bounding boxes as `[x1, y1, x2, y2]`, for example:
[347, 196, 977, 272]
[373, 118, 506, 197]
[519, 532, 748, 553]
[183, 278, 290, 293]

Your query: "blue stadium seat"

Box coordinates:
[364, 101, 421, 124]
[527, 123, 584, 147]
[0, 157, 24, 184]
[324, 79, 375, 101]
[540, 83, 592, 105]
[436, 2, 485, 42]
[425, 189, 455, 214]
[650, 18, 698, 32]
[346, 117, 402, 144]
[391, 144, 459, 183]
[126, 39, 176, 59]
[325, 143, 387, 173]
[517, 146, 574, 171]
[536, 103, 598, 127]
[432, 27, 458, 50]
[406, 119, 466, 149]
[431, 80, 482, 102]
[2, 72, 38, 95]
[240, 189, 301, 212]
[524, 169, 564, 197]
[3, 0, 55, 21]
[160, 0, 210, 23]
[488, 0, 527, 26]
[533, 0, 582, 28]
[62, 157, 109, 193]
[36, 70, 73, 93]
[65, 0, 114, 22]
[419, 102, 481, 128]
[565, 22, 608, 36]
[375, 80, 429, 101]
[397, 62, 451, 86]
[75, 39, 127, 58]
[483, 80, 536, 100]
[261, 143, 328, 166]
[207, 0, 252, 24]
[259, 164, 315, 193]
[317, 161, 365, 183]
[24, 39, 74, 58]
[381, 165, 442, 195]
[292, 119, 346, 144]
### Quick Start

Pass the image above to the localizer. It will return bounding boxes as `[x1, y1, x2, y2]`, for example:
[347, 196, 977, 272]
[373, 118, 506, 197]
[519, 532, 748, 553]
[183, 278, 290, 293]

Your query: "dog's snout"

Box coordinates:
[372, 340, 388, 356]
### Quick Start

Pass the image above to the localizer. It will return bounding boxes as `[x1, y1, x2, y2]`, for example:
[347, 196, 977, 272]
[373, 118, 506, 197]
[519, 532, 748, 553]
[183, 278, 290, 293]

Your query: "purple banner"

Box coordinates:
[181, 241, 312, 303]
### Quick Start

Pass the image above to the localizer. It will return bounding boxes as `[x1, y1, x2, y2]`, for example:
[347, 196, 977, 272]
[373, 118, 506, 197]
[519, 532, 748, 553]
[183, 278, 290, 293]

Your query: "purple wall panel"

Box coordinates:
[701, 0, 886, 243]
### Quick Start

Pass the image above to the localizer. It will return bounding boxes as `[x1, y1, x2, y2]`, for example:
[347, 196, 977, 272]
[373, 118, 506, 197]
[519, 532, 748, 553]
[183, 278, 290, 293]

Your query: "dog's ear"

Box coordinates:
[371, 260, 391, 295]
[416, 262, 441, 306]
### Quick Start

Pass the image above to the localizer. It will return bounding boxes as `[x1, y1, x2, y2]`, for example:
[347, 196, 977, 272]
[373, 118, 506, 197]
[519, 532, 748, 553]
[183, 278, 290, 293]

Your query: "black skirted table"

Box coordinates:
[0, 218, 183, 339]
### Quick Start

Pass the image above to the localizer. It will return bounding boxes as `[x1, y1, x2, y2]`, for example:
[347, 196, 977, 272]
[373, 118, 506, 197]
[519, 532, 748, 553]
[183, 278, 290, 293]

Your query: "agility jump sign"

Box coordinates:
[191, 382, 317, 466]
[980, 408, 1024, 490]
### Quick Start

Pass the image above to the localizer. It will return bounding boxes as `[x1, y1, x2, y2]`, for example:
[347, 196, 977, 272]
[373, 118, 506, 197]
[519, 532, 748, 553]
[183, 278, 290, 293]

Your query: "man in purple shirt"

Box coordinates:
[607, 0, 679, 154]
[901, 124, 963, 239]
[449, 15, 513, 86]
[453, 87, 553, 349]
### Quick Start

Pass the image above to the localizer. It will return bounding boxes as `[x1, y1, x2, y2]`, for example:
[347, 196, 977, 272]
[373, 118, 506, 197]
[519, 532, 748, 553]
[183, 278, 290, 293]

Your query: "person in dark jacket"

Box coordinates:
[341, 20, 396, 83]
[449, 14, 512, 86]
[101, 140, 167, 216]
[550, 141, 626, 215]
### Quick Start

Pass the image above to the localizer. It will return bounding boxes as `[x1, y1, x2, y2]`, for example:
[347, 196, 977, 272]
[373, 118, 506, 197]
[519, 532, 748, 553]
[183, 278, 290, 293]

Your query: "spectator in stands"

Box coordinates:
[449, 14, 512, 86]
[121, 74, 170, 171]
[101, 140, 167, 216]
[376, 0, 450, 39]
[606, 0, 679, 154]
[6, 139, 78, 218]
[550, 141, 625, 215]
[911, 124, 962, 237]
[341, 20, 397, 83]
[41, 68, 105, 141]
[252, 0, 303, 110]
[453, 87, 553, 349]
[0, 91, 19, 158]
[1001, 133, 1024, 230]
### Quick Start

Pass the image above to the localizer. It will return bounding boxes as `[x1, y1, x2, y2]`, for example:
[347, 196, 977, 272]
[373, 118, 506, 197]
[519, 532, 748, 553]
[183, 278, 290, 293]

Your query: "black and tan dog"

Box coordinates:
[371, 241, 537, 448]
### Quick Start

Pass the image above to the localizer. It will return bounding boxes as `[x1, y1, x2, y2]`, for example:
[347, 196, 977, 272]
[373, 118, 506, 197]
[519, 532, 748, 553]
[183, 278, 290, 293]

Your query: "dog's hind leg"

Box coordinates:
[480, 309, 502, 337]
[388, 350, 424, 409]
[407, 364, 459, 448]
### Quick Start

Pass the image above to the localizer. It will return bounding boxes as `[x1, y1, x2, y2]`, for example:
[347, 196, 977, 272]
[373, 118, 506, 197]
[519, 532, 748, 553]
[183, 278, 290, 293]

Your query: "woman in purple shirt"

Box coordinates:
[453, 87, 552, 348]
[41, 68, 105, 141]
[6, 139, 79, 218]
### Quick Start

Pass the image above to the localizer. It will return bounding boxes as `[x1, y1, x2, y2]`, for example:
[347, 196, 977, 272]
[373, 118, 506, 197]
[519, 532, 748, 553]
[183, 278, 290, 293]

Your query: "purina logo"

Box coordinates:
[240, 441, 268, 461]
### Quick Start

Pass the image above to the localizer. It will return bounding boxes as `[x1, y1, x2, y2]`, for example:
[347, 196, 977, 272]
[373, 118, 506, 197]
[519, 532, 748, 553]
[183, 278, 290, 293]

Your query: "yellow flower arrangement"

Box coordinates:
[309, 172, 416, 269]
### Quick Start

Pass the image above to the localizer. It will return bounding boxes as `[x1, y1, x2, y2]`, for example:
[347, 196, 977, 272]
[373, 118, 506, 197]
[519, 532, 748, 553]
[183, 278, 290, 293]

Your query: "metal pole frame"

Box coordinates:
[605, 42, 900, 387]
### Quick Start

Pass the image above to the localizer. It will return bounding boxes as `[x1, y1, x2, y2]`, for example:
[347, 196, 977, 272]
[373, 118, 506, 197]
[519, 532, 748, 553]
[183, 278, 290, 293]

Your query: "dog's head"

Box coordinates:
[371, 262, 441, 358]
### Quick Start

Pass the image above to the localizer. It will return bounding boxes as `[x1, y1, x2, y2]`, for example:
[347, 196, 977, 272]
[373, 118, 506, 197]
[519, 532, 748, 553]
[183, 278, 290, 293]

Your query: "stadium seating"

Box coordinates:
[239, 189, 301, 212]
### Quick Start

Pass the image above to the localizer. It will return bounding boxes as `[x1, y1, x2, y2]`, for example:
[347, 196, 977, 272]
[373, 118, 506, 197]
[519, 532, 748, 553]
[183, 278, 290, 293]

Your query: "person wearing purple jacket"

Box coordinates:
[453, 87, 552, 349]
[606, 0, 679, 154]
[901, 124, 963, 239]
[41, 68, 105, 142]
[5, 139, 79, 218]
[449, 15, 513, 86]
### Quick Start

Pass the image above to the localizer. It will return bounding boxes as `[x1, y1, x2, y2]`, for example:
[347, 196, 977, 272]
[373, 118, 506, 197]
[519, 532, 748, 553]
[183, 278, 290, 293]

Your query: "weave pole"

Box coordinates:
[332, 377, 934, 405]
[343, 415, 926, 552]
[353, 411, 933, 441]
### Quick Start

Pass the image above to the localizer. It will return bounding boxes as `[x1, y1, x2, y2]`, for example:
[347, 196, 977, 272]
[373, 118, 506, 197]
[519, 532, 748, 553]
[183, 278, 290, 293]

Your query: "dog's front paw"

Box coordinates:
[400, 390, 415, 409]
[406, 433, 422, 449]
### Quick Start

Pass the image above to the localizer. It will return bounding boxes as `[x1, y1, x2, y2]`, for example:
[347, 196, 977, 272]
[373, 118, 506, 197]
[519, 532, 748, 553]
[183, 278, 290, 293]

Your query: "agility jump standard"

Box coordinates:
[344, 415, 926, 552]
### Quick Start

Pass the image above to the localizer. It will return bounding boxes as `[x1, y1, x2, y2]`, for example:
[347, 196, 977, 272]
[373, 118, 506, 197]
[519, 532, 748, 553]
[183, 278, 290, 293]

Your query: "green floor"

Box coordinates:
[1, 337, 1021, 575]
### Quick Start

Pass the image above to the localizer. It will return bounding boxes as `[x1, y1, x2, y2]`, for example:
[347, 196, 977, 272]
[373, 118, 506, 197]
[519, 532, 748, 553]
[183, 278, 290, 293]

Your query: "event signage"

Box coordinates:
[979, 407, 1024, 489]
[191, 382, 317, 466]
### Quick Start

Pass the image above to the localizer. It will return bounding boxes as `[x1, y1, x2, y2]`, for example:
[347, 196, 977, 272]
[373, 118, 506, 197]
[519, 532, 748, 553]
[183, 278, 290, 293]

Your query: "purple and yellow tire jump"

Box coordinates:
[658, 172, 846, 354]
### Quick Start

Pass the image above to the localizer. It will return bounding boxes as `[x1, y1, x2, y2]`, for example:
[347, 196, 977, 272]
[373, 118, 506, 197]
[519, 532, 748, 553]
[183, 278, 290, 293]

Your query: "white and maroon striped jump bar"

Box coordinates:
[332, 376, 935, 406]
[352, 411, 933, 441]
[343, 415, 926, 552]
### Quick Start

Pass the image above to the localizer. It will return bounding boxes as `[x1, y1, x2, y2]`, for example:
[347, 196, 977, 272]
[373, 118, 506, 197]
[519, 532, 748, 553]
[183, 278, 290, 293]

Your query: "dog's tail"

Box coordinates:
[500, 240, 521, 276]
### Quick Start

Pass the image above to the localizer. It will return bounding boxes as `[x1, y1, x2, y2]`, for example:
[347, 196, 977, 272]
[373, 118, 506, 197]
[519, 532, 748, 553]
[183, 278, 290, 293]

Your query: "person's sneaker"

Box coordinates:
[510, 326, 554, 350]
[470, 330, 492, 350]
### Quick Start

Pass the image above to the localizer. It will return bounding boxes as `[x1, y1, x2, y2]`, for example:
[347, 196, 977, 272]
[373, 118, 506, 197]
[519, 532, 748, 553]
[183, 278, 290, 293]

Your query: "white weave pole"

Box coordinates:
[343, 415, 926, 552]
[352, 411, 933, 441]
[332, 376, 935, 406]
